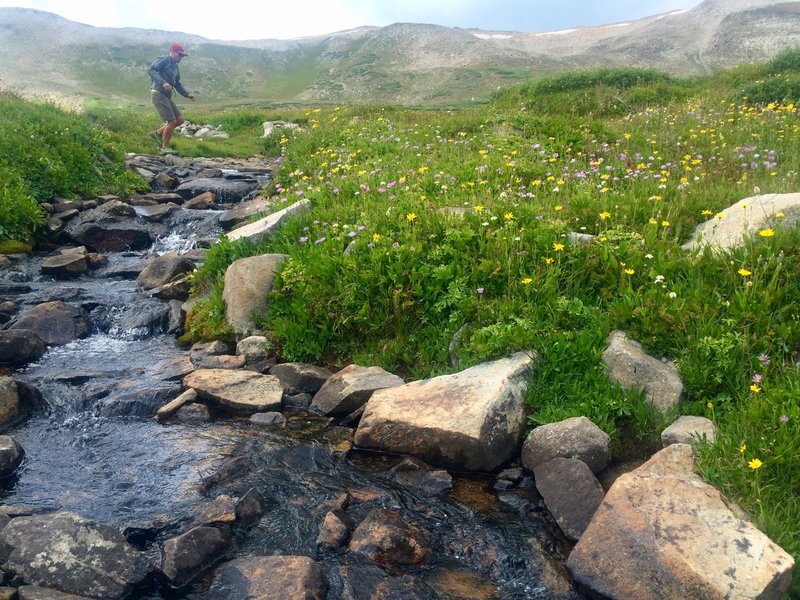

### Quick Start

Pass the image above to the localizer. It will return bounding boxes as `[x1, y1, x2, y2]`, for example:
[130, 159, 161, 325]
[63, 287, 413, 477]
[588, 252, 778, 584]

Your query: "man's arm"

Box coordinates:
[147, 56, 170, 88]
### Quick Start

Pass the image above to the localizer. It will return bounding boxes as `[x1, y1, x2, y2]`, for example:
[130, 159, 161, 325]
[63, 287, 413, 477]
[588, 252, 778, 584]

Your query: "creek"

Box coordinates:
[0, 156, 582, 599]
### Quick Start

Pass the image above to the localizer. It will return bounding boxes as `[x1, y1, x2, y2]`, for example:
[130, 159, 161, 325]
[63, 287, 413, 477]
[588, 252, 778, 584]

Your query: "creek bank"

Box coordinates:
[0, 158, 794, 599]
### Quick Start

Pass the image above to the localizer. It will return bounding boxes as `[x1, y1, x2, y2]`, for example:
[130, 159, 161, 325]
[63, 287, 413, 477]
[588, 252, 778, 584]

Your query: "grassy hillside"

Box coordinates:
[1, 54, 799, 595]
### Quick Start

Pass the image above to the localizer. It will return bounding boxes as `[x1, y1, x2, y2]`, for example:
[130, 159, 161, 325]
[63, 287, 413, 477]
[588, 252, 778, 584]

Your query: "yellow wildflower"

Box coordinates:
[473, 204, 484, 213]
[553, 243, 564, 252]
[504, 212, 514, 221]
[521, 277, 533, 285]
[406, 213, 417, 222]
[758, 229, 774, 237]
[738, 268, 751, 277]
[599, 211, 611, 220]
[372, 233, 381, 243]
[748, 458, 763, 470]
[624, 268, 635, 275]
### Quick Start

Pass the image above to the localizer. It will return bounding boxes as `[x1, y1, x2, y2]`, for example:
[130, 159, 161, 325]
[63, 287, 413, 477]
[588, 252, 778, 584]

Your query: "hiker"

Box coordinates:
[148, 43, 195, 155]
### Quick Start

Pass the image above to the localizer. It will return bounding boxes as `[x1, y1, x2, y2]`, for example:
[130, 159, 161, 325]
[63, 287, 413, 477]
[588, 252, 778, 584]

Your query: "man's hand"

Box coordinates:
[188, 94, 196, 101]
[162, 83, 173, 93]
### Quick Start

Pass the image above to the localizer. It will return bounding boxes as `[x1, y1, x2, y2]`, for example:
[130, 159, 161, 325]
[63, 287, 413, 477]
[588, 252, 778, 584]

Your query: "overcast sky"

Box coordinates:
[1, 0, 701, 40]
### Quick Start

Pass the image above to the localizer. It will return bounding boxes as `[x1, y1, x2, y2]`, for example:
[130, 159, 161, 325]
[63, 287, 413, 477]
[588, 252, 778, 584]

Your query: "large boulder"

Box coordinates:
[10, 301, 91, 346]
[222, 254, 287, 336]
[682, 193, 800, 252]
[136, 252, 195, 290]
[225, 199, 311, 244]
[567, 444, 795, 600]
[62, 200, 154, 252]
[310, 364, 405, 417]
[661, 415, 717, 447]
[0, 329, 46, 367]
[0, 512, 148, 599]
[207, 556, 327, 600]
[354, 352, 534, 471]
[522, 416, 611, 475]
[269, 362, 332, 394]
[175, 177, 260, 203]
[534, 458, 604, 542]
[183, 369, 283, 414]
[349, 508, 430, 568]
[602, 330, 683, 417]
[160, 526, 231, 588]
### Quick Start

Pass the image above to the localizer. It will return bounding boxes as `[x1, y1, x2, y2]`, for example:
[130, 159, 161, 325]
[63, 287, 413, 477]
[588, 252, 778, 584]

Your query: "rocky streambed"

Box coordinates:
[0, 154, 581, 600]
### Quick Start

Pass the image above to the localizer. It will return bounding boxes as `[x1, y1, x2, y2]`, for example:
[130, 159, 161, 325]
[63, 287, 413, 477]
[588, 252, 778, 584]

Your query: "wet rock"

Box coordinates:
[17, 586, 91, 600]
[10, 301, 91, 346]
[167, 299, 184, 334]
[567, 444, 795, 600]
[135, 203, 180, 222]
[96, 381, 179, 417]
[284, 392, 312, 409]
[355, 352, 533, 471]
[661, 415, 717, 447]
[155, 388, 197, 421]
[207, 556, 327, 600]
[40, 253, 88, 278]
[219, 195, 272, 229]
[234, 488, 265, 526]
[602, 330, 683, 417]
[184, 191, 216, 209]
[349, 508, 430, 568]
[148, 355, 194, 381]
[175, 177, 259, 203]
[249, 411, 286, 427]
[317, 509, 354, 550]
[160, 526, 232, 588]
[184, 368, 283, 414]
[339, 564, 432, 599]
[0, 329, 46, 367]
[0, 435, 24, 478]
[0, 512, 148, 599]
[195, 354, 246, 370]
[425, 568, 502, 599]
[226, 199, 310, 244]
[222, 254, 287, 336]
[270, 362, 332, 394]
[522, 416, 611, 475]
[136, 252, 195, 290]
[174, 403, 211, 423]
[189, 495, 238, 527]
[387, 457, 452, 495]
[0, 377, 20, 426]
[534, 458, 604, 542]
[310, 364, 404, 417]
[236, 335, 273, 362]
[200, 456, 251, 491]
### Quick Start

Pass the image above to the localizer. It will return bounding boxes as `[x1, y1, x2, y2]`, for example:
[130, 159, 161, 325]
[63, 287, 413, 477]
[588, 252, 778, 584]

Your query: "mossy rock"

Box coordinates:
[0, 239, 33, 254]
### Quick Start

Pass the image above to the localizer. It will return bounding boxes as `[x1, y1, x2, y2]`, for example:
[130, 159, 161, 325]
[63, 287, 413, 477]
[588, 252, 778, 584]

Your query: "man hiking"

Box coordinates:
[148, 43, 195, 155]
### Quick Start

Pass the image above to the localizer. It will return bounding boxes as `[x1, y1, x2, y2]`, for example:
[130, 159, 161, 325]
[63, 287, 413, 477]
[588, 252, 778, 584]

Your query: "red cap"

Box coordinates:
[169, 43, 188, 57]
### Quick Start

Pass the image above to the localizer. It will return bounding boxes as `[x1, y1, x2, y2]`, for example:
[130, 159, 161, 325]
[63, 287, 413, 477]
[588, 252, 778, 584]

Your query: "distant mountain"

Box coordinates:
[1, 1, 799, 109]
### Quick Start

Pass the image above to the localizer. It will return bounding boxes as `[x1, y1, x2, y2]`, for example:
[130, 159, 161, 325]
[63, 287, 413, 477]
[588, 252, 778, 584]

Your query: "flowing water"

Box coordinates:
[0, 183, 582, 599]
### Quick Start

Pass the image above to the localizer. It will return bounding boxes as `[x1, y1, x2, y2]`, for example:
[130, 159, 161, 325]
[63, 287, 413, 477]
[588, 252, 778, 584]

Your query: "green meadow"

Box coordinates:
[2, 52, 799, 595]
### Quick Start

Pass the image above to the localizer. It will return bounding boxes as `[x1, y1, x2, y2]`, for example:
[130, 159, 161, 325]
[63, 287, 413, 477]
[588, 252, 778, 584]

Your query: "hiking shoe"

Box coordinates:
[159, 147, 179, 156]
[149, 130, 162, 148]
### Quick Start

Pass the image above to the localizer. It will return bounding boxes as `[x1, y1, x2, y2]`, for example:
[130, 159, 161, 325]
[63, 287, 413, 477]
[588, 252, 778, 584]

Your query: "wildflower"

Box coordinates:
[654, 275, 665, 284]
[624, 268, 635, 275]
[750, 384, 761, 393]
[758, 229, 775, 237]
[661, 220, 670, 227]
[707, 402, 713, 409]
[544, 257, 554, 264]
[314, 236, 326, 244]
[779, 415, 789, 424]
[757, 353, 770, 365]
[751, 374, 762, 384]
[521, 277, 533, 285]
[738, 268, 752, 277]
[776, 211, 784, 218]
[599, 211, 611, 220]
[476, 287, 484, 295]
[554, 205, 563, 211]
[739, 444, 747, 453]
[473, 204, 484, 213]
[406, 213, 417, 221]
[299, 236, 308, 243]
[504, 212, 514, 221]
[747, 458, 763, 470]
[668, 291, 677, 299]
[701, 210, 713, 216]
[553, 243, 564, 252]
[372, 233, 381, 243]
[715, 213, 724, 219]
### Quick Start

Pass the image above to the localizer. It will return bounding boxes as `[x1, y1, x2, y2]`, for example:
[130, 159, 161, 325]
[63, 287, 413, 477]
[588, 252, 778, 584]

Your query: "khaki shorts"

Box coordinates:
[151, 90, 182, 122]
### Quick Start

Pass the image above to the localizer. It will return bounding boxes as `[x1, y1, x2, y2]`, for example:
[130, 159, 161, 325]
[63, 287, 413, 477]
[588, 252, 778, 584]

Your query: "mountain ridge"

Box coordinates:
[1, 2, 799, 108]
